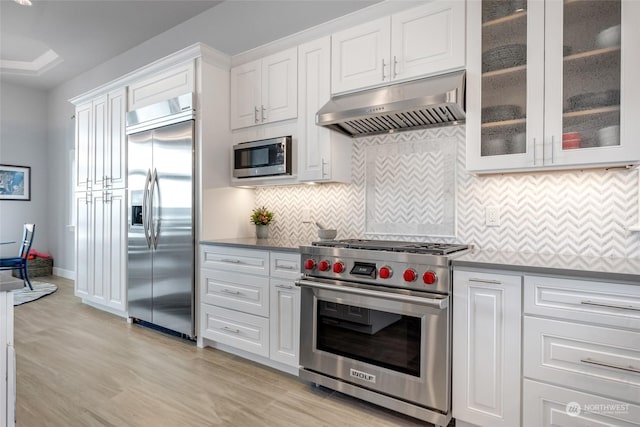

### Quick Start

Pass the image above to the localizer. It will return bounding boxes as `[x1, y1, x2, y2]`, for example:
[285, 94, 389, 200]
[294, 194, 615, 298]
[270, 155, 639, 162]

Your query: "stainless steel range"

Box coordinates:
[296, 239, 469, 427]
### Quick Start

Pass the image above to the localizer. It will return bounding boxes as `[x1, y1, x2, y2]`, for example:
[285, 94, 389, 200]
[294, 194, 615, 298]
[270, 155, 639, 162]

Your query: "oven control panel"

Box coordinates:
[301, 253, 450, 293]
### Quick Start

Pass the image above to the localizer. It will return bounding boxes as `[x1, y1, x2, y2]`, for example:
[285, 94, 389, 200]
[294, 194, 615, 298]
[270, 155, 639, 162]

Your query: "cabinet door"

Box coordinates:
[106, 88, 127, 189]
[544, 0, 640, 167]
[230, 59, 262, 129]
[91, 95, 108, 190]
[75, 192, 92, 298]
[269, 278, 300, 367]
[128, 62, 194, 110]
[331, 17, 391, 94]
[106, 189, 126, 311]
[298, 38, 353, 183]
[261, 47, 297, 124]
[391, 0, 465, 82]
[466, 0, 545, 172]
[452, 269, 522, 427]
[91, 191, 108, 305]
[75, 102, 92, 192]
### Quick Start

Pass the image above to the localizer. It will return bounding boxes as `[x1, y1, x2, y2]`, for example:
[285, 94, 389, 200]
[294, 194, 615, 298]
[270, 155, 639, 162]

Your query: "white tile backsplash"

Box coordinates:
[255, 125, 640, 258]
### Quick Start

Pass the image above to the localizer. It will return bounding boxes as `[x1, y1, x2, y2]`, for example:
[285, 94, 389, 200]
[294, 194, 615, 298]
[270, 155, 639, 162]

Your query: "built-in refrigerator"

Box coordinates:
[125, 94, 195, 337]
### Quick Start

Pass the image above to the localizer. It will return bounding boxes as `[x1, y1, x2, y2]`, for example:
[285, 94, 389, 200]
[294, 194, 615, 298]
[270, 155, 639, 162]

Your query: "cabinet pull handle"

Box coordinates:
[469, 278, 502, 285]
[277, 265, 296, 270]
[254, 106, 259, 123]
[321, 158, 328, 177]
[275, 284, 294, 289]
[580, 300, 640, 312]
[551, 135, 556, 164]
[221, 258, 242, 264]
[580, 358, 640, 374]
[221, 288, 241, 295]
[393, 55, 398, 78]
[261, 105, 266, 122]
[221, 326, 241, 334]
[381, 59, 386, 81]
[532, 137, 536, 165]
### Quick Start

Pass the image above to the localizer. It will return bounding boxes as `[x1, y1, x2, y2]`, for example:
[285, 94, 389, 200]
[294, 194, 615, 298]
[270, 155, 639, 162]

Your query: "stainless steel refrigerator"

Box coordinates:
[125, 94, 195, 338]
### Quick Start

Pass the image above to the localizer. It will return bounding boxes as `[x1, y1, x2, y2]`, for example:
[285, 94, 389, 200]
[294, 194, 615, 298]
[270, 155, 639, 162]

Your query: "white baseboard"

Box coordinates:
[52, 267, 75, 280]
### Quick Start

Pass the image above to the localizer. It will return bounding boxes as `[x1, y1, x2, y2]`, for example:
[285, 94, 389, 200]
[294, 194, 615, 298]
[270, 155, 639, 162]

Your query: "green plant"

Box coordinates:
[250, 206, 274, 225]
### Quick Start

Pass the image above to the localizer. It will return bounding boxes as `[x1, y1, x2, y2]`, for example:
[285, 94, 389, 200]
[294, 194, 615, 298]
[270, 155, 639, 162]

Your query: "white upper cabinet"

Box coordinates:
[230, 47, 297, 130]
[127, 62, 194, 111]
[74, 88, 127, 192]
[467, 0, 640, 173]
[297, 37, 352, 183]
[331, 1, 465, 94]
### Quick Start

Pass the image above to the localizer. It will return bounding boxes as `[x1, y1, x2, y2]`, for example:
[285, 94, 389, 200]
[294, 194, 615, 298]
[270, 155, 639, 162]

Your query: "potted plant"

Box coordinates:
[250, 206, 274, 239]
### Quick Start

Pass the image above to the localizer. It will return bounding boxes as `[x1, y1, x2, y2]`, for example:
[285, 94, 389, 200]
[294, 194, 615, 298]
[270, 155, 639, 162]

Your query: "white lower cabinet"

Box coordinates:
[1, 291, 15, 427]
[269, 278, 300, 367]
[523, 379, 640, 427]
[74, 188, 126, 313]
[452, 269, 522, 427]
[200, 245, 301, 372]
[522, 274, 640, 427]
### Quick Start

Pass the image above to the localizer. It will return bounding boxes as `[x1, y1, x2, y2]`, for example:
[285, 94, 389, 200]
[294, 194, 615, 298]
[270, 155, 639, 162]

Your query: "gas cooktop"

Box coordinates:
[311, 239, 469, 256]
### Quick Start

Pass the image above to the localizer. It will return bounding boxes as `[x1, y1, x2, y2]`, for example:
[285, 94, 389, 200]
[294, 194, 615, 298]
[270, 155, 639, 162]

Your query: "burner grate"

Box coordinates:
[311, 239, 469, 255]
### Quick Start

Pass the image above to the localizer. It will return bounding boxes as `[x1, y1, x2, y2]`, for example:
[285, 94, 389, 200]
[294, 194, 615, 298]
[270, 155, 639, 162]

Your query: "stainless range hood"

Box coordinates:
[316, 70, 465, 138]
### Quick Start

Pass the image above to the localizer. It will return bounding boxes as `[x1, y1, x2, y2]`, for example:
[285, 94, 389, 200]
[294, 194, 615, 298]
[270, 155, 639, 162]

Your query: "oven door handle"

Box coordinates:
[295, 279, 448, 309]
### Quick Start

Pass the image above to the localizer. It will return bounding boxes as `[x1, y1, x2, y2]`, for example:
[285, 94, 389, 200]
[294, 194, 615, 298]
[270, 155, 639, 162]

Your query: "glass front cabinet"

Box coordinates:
[466, 0, 640, 173]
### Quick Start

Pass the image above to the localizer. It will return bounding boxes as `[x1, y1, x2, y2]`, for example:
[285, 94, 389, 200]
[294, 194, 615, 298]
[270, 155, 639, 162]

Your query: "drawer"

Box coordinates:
[201, 269, 269, 317]
[524, 316, 640, 404]
[200, 304, 269, 358]
[523, 379, 640, 427]
[524, 275, 640, 330]
[201, 245, 269, 276]
[270, 251, 301, 280]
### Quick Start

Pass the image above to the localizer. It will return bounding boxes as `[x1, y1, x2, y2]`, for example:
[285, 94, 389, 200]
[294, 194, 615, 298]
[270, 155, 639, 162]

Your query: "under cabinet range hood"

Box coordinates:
[316, 70, 465, 137]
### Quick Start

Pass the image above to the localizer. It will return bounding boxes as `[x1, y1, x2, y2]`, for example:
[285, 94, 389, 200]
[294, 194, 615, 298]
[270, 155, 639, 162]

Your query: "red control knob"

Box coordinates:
[332, 262, 344, 274]
[318, 260, 331, 271]
[423, 271, 437, 285]
[403, 269, 417, 282]
[379, 266, 392, 279]
[304, 259, 315, 270]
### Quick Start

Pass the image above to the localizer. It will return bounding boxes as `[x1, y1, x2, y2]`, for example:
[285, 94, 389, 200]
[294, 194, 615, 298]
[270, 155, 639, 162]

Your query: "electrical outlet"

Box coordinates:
[302, 208, 312, 223]
[486, 206, 501, 227]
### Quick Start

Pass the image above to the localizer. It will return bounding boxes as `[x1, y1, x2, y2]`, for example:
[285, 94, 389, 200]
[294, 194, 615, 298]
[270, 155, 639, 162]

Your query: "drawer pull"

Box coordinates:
[221, 326, 240, 334]
[581, 300, 640, 312]
[580, 358, 640, 374]
[277, 265, 296, 270]
[469, 278, 502, 285]
[220, 258, 242, 264]
[275, 284, 293, 289]
[221, 288, 241, 295]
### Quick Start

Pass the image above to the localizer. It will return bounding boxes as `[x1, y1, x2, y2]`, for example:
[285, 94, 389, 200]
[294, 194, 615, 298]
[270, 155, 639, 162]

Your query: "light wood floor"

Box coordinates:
[13, 276, 439, 427]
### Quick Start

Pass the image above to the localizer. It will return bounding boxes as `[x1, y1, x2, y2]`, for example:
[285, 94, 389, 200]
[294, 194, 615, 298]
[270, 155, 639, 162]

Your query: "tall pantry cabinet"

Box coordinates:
[73, 88, 127, 313]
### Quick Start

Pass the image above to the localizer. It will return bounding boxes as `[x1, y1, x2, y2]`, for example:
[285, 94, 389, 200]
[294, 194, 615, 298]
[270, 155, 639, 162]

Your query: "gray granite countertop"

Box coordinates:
[0, 274, 24, 292]
[453, 249, 640, 284]
[200, 238, 313, 253]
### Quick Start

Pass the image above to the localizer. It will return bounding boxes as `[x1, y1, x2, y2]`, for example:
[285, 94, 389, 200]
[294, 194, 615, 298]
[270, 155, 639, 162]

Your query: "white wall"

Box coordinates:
[0, 81, 50, 257]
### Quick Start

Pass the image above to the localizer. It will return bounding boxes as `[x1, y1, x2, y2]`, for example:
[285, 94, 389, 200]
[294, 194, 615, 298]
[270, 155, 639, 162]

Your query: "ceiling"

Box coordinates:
[0, 0, 379, 91]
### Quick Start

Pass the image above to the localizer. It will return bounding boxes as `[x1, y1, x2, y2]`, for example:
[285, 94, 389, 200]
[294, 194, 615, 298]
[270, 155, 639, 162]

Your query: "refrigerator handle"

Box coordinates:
[149, 168, 159, 250]
[143, 169, 152, 248]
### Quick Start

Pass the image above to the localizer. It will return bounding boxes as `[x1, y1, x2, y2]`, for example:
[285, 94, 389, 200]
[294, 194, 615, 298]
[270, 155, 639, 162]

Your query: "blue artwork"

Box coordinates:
[0, 165, 30, 200]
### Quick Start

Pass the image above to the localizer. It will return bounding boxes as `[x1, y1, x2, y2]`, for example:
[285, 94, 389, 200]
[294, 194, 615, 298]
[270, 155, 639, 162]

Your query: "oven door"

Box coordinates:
[297, 278, 450, 413]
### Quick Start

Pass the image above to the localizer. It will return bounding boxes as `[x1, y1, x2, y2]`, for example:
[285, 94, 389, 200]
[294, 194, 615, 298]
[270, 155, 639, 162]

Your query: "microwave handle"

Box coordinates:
[295, 279, 448, 309]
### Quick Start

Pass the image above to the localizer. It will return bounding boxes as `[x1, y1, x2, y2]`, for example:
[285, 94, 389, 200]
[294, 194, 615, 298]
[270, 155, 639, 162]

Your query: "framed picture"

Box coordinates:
[0, 164, 31, 201]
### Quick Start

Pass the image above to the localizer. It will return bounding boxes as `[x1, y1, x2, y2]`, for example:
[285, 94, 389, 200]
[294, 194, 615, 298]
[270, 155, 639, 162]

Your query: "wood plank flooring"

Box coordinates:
[13, 276, 438, 426]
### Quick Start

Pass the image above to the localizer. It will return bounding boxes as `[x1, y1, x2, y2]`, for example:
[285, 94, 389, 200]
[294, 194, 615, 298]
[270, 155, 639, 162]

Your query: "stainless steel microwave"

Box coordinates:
[233, 136, 292, 179]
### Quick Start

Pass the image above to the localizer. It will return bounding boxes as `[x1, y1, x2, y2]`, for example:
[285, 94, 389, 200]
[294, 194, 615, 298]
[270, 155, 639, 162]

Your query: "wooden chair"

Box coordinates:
[0, 223, 35, 290]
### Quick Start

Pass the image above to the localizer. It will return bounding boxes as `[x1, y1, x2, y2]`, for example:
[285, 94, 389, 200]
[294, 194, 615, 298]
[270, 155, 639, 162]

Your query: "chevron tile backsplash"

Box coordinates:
[255, 125, 640, 258]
